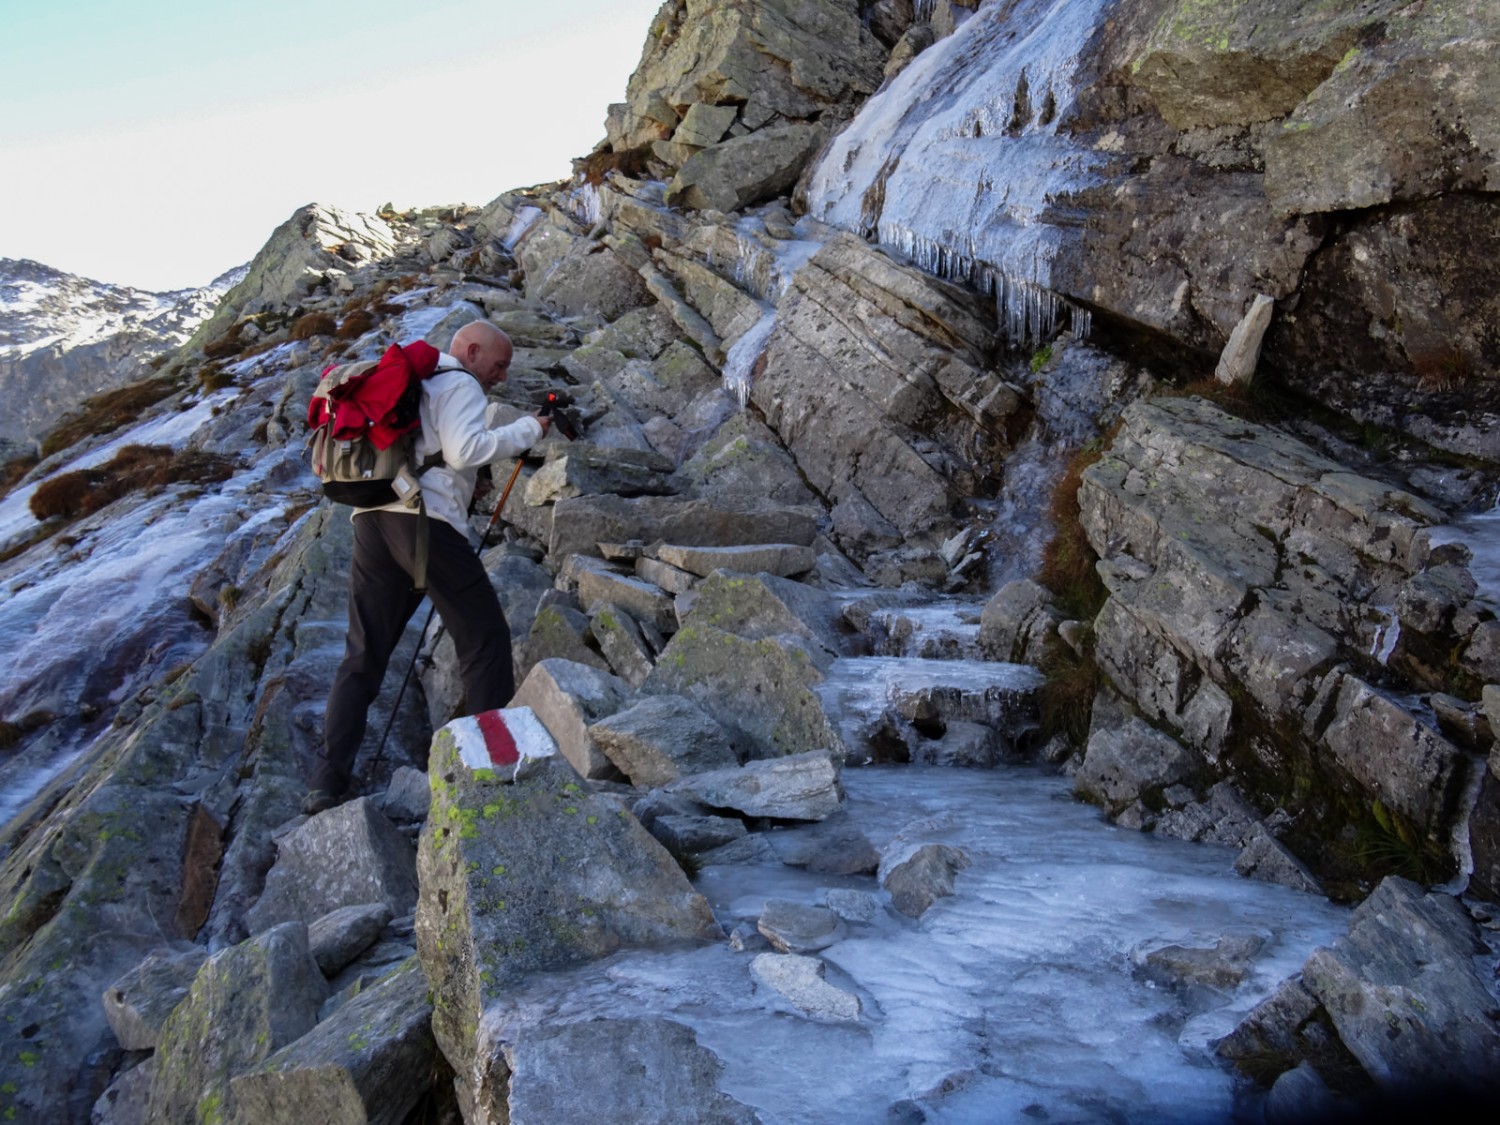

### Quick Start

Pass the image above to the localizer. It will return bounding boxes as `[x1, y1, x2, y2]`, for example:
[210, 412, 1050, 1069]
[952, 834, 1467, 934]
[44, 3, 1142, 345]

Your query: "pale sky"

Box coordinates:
[0, 0, 664, 292]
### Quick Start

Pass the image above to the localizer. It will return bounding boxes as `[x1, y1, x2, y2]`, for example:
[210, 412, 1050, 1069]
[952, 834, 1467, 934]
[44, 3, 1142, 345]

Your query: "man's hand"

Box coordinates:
[535, 412, 553, 436]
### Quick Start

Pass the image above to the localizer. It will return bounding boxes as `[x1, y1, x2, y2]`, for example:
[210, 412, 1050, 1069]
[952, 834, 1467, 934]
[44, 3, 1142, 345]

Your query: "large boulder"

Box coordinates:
[245, 799, 419, 934]
[228, 957, 435, 1125]
[1300, 878, 1500, 1093]
[147, 923, 328, 1125]
[509, 659, 632, 779]
[645, 624, 841, 760]
[487, 1017, 758, 1125]
[416, 714, 719, 1115]
[666, 123, 826, 212]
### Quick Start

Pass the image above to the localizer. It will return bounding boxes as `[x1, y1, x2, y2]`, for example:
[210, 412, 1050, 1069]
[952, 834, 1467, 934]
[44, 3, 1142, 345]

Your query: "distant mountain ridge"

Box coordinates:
[0, 257, 244, 450]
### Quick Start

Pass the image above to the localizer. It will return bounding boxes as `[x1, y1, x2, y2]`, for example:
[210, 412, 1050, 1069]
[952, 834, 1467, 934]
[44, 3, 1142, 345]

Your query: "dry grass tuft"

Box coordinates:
[40, 377, 184, 458]
[29, 444, 237, 522]
[580, 144, 654, 186]
[290, 312, 338, 340]
[1412, 345, 1474, 393]
[337, 309, 378, 340]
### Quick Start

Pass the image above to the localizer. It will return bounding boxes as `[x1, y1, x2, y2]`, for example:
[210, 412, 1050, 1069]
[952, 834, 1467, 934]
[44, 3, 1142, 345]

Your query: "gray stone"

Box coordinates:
[1215, 294, 1275, 385]
[650, 815, 748, 855]
[1320, 674, 1465, 839]
[767, 813, 880, 875]
[229, 957, 435, 1125]
[588, 694, 740, 787]
[699, 835, 780, 866]
[879, 843, 971, 918]
[1264, 1062, 1345, 1125]
[1136, 932, 1268, 991]
[498, 1018, 758, 1125]
[824, 888, 880, 924]
[308, 902, 394, 976]
[246, 799, 419, 933]
[750, 953, 861, 1023]
[1076, 700, 1201, 817]
[510, 658, 632, 780]
[673, 102, 740, 148]
[636, 555, 699, 595]
[550, 494, 818, 561]
[147, 923, 327, 1125]
[1234, 827, 1322, 894]
[757, 900, 847, 954]
[576, 567, 678, 636]
[1302, 878, 1500, 1091]
[645, 625, 841, 761]
[102, 948, 210, 1052]
[516, 603, 611, 685]
[91, 1058, 154, 1125]
[667, 750, 844, 822]
[588, 601, 657, 688]
[978, 579, 1061, 664]
[380, 766, 430, 824]
[677, 569, 849, 659]
[667, 123, 826, 213]
[523, 443, 677, 506]
[657, 543, 817, 579]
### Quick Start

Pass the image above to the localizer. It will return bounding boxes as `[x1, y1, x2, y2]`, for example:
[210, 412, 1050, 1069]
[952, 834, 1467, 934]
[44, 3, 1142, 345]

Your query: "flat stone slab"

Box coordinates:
[757, 901, 847, 954]
[656, 543, 816, 578]
[588, 694, 739, 787]
[750, 953, 861, 1023]
[667, 750, 844, 821]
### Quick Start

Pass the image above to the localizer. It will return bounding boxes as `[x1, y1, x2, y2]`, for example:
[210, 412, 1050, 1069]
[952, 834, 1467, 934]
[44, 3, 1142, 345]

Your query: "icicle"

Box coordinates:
[1370, 608, 1402, 665]
[722, 310, 778, 409]
[501, 206, 542, 252]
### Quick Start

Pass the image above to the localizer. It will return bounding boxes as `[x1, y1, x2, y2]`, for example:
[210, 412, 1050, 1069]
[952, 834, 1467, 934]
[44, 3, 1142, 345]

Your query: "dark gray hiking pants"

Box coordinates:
[309, 510, 513, 794]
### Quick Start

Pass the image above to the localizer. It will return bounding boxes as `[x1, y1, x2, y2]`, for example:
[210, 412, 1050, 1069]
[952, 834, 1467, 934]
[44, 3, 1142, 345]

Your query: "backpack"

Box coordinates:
[305, 340, 445, 506]
[305, 340, 463, 589]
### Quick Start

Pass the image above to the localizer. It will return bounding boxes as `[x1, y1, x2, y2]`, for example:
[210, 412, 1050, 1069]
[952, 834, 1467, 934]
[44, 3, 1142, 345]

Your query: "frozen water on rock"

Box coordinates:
[0, 388, 238, 549]
[805, 0, 1107, 347]
[1430, 504, 1500, 609]
[867, 601, 985, 660]
[722, 310, 778, 408]
[485, 767, 1350, 1123]
[500, 205, 543, 251]
[0, 391, 299, 829]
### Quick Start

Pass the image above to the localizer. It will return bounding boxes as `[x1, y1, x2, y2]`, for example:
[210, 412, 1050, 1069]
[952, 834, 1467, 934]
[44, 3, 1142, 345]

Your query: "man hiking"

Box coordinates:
[303, 321, 550, 815]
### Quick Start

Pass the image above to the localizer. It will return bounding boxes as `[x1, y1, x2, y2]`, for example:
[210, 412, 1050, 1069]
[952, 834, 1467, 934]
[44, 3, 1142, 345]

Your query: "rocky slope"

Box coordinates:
[1, 1, 1498, 1122]
[0, 259, 242, 452]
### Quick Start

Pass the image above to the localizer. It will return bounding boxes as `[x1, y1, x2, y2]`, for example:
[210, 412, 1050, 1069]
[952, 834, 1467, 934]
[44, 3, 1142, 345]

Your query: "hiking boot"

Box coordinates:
[300, 788, 342, 816]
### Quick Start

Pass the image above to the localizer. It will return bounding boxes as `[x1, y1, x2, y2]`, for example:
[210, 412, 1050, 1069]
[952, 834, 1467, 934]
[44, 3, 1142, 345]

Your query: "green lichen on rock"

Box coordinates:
[415, 727, 719, 1083]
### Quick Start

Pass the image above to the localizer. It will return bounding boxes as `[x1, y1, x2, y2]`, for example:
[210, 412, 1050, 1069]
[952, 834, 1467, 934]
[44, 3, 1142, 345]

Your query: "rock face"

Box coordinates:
[1075, 395, 1476, 863]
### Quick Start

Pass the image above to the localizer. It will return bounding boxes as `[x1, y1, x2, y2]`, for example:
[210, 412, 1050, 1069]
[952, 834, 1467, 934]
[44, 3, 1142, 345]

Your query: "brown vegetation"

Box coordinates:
[290, 312, 338, 340]
[580, 144, 654, 185]
[29, 444, 237, 522]
[1411, 345, 1474, 393]
[40, 377, 185, 458]
[337, 308, 378, 339]
[0, 453, 39, 501]
[202, 324, 246, 360]
[1037, 433, 1113, 620]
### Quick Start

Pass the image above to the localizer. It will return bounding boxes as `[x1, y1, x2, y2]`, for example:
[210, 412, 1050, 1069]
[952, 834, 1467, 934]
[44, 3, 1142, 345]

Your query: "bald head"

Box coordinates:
[449, 321, 513, 388]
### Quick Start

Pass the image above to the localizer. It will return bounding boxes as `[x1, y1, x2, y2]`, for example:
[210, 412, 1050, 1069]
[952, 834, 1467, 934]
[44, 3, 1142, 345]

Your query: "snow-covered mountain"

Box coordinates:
[0, 257, 244, 449]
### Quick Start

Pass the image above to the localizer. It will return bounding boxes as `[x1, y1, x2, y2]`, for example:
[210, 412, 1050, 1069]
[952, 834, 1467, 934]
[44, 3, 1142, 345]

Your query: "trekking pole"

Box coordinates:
[369, 454, 528, 774]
